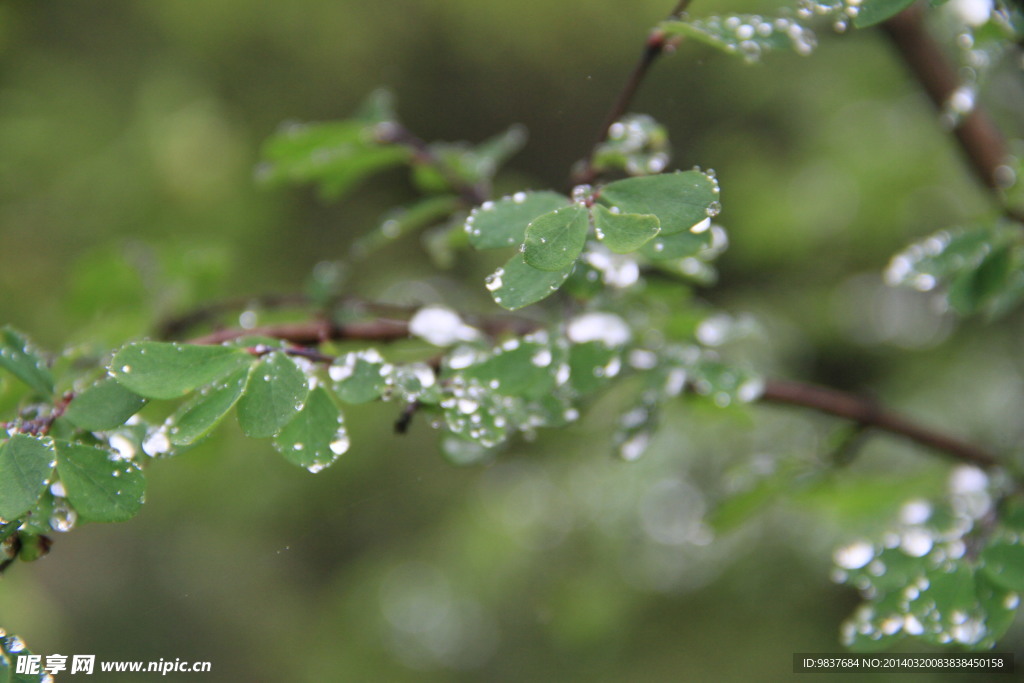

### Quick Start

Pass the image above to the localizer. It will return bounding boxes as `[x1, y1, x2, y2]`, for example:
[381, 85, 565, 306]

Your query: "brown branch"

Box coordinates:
[882, 5, 1020, 220]
[189, 319, 411, 346]
[189, 313, 998, 468]
[574, 0, 694, 186]
[761, 378, 999, 469]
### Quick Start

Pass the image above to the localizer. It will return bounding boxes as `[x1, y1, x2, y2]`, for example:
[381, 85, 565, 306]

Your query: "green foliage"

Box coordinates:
[2, 0, 1024, 669]
[0, 436, 54, 520]
[110, 342, 253, 400]
[0, 328, 53, 398]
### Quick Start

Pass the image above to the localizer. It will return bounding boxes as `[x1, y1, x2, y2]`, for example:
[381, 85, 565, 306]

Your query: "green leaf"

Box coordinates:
[166, 367, 251, 446]
[461, 339, 557, 400]
[853, 0, 916, 28]
[64, 378, 148, 431]
[0, 435, 55, 519]
[981, 541, 1024, 592]
[640, 229, 712, 260]
[591, 114, 670, 177]
[55, 442, 145, 522]
[352, 195, 462, 257]
[330, 349, 387, 404]
[599, 170, 719, 235]
[486, 253, 575, 311]
[660, 15, 816, 63]
[0, 327, 53, 397]
[110, 342, 253, 400]
[465, 191, 569, 249]
[273, 386, 349, 472]
[258, 119, 409, 200]
[236, 352, 310, 438]
[592, 204, 660, 254]
[523, 205, 590, 271]
[949, 245, 1015, 314]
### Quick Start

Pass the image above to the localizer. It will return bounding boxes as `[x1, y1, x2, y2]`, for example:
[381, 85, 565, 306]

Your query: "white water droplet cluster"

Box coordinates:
[566, 312, 632, 347]
[409, 306, 481, 347]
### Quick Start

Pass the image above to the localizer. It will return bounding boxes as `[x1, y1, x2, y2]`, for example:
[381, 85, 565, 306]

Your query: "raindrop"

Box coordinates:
[566, 312, 631, 346]
[108, 434, 136, 460]
[485, 269, 504, 292]
[142, 428, 171, 456]
[50, 481, 67, 497]
[619, 432, 650, 461]
[834, 540, 874, 569]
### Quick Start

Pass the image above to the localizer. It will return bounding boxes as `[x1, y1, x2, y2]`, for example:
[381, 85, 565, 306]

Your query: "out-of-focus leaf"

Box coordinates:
[330, 349, 387, 404]
[64, 378, 148, 431]
[0, 327, 53, 397]
[523, 205, 589, 271]
[352, 195, 461, 257]
[465, 191, 568, 249]
[591, 114, 670, 177]
[110, 342, 253, 400]
[980, 541, 1024, 592]
[55, 441, 145, 522]
[853, 0, 916, 28]
[660, 14, 816, 63]
[236, 352, 310, 438]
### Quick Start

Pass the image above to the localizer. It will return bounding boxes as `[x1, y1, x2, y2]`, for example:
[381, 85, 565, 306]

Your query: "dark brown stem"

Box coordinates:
[189, 319, 410, 346]
[574, 0, 693, 185]
[190, 313, 998, 468]
[882, 5, 1021, 220]
[761, 378, 999, 468]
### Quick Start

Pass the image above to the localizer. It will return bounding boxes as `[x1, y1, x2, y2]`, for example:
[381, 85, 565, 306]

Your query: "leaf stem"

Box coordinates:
[574, 0, 694, 185]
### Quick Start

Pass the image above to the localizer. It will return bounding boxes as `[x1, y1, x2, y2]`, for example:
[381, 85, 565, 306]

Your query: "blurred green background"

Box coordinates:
[2, 0, 1022, 680]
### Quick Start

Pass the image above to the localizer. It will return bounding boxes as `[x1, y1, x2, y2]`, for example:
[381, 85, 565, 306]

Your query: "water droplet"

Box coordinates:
[485, 269, 504, 292]
[619, 432, 650, 461]
[50, 481, 67, 498]
[530, 348, 552, 367]
[239, 310, 258, 329]
[108, 434, 136, 460]
[50, 500, 77, 532]
[512, 191, 527, 204]
[566, 312, 631, 346]
[409, 306, 480, 346]
[142, 428, 171, 456]
[121, 365, 132, 373]
[834, 540, 874, 569]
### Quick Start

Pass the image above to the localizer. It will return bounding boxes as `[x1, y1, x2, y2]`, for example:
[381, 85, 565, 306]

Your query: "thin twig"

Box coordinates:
[574, 0, 694, 185]
[761, 378, 999, 468]
[190, 314, 998, 468]
[882, 5, 1022, 221]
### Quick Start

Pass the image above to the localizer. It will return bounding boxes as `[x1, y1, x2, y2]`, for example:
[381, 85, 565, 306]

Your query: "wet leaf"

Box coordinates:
[462, 340, 557, 400]
[273, 386, 348, 472]
[110, 342, 253, 400]
[0, 434, 55, 519]
[980, 541, 1024, 592]
[949, 244, 1015, 314]
[640, 229, 712, 260]
[486, 253, 575, 311]
[465, 191, 568, 249]
[55, 441, 145, 522]
[166, 367, 251, 446]
[523, 205, 590, 271]
[352, 195, 462, 257]
[64, 378, 148, 431]
[0, 327, 53, 397]
[236, 352, 310, 438]
[330, 349, 387, 404]
[591, 113, 670, 177]
[660, 14, 816, 63]
[853, 0, 916, 28]
[598, 170, 719, 235]
[592, 204, 660, 254]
